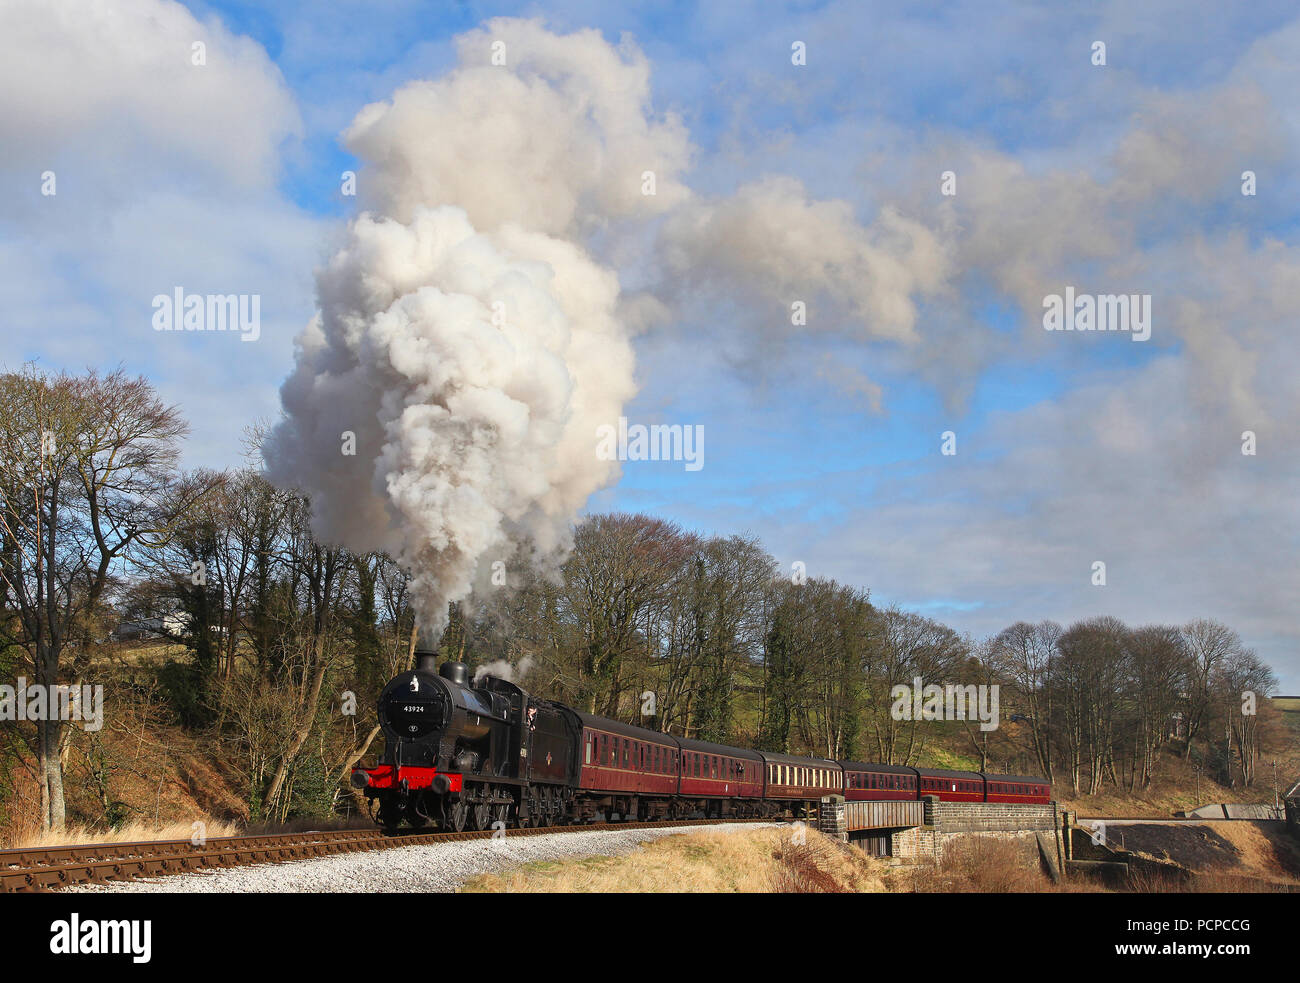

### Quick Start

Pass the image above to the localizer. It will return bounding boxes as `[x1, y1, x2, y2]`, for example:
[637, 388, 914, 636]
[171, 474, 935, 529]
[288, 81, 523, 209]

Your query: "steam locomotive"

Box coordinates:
[351, 650, 1050, 831]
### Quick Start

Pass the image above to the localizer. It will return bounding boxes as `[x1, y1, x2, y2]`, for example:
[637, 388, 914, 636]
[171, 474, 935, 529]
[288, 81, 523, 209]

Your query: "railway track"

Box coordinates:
[0, 817, 773, 893]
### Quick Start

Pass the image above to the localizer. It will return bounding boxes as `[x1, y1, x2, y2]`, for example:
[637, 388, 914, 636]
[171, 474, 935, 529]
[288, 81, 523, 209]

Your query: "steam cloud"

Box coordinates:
[266, 18, 948, 636]
[473, 655, 536, 685]
[265, 19, 693, 634]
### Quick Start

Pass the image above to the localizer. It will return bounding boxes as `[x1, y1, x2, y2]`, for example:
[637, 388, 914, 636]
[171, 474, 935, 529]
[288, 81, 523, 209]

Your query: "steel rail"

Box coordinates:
[0, 817, 775, 893]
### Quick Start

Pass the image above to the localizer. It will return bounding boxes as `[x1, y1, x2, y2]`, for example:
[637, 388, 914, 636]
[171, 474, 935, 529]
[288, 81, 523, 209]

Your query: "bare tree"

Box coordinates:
[1181, 619, 1242, 757]
[991, 620, 1060, 782]
[0, 366, 207, 829]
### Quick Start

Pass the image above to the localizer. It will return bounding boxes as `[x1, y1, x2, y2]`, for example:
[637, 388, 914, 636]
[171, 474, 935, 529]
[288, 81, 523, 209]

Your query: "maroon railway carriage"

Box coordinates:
[916, 767, 984, 802]
[759, 751, 842, 817]
[983, 773, 1051, 804]
[841, 761, 918, 801]
[576, 712, 680, 821]
[677, 737, 764, 816]
[358, 650, 1054, 830]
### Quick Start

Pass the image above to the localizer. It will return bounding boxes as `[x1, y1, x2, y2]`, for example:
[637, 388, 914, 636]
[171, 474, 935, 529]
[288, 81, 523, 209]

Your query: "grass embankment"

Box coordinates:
[461, 827, 887, 893]
[462, 820, 1300, 894]
[459, 826, 1086, 893]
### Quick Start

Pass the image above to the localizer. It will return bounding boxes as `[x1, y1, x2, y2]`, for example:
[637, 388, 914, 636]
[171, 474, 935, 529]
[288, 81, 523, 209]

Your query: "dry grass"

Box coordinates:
[886, 835, 1102, 893]
[1198, 820, 1300, 879]
[1127, 866, 1295, 893]
[460, 826, 886, 893]
[4, 816, 243, 850]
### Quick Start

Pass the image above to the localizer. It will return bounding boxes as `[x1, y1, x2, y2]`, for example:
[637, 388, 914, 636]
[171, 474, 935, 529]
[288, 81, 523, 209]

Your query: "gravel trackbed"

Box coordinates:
[64, 823, 772, 893]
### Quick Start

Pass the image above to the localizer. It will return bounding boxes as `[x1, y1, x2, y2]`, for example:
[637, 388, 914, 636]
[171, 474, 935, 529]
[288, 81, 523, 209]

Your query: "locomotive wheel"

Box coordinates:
[447, 800, 469, 832]
[493, 799, 511, 829]
[472, 799, 491, 831]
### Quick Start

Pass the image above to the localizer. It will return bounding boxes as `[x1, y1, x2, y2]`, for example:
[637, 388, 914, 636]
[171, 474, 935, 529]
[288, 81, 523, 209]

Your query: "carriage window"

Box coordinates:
[585, 736, 592, 764]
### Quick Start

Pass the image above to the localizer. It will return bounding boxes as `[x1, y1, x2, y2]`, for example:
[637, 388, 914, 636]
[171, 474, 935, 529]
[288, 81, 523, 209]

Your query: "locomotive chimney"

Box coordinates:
[414, 648, 438, 674]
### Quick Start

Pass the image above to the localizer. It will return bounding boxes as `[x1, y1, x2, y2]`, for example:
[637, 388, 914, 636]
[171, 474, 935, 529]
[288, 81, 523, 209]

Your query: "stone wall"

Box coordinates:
[925, 800, 1054, 833]
[885, 799, 1057, 860]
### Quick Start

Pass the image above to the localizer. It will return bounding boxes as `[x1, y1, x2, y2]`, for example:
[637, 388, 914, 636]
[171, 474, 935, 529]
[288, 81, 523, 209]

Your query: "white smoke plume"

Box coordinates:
[473, 655, 536, 686]
[265, 19, 692, 635]
[265, 18, 949, 637]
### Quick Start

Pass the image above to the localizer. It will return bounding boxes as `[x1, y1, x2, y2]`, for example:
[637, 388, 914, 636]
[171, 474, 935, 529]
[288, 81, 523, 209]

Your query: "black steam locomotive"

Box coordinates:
[351, 650, 1051, 831]
[352, 650, 580, 831]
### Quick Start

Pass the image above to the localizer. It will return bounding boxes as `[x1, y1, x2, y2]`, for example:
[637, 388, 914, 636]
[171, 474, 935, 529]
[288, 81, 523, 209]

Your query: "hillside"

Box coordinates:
[3, 639, 1295, 846]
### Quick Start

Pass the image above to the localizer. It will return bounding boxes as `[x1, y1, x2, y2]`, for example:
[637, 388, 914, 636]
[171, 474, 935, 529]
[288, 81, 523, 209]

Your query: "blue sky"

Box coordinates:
[3, 1, 1298, 690]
